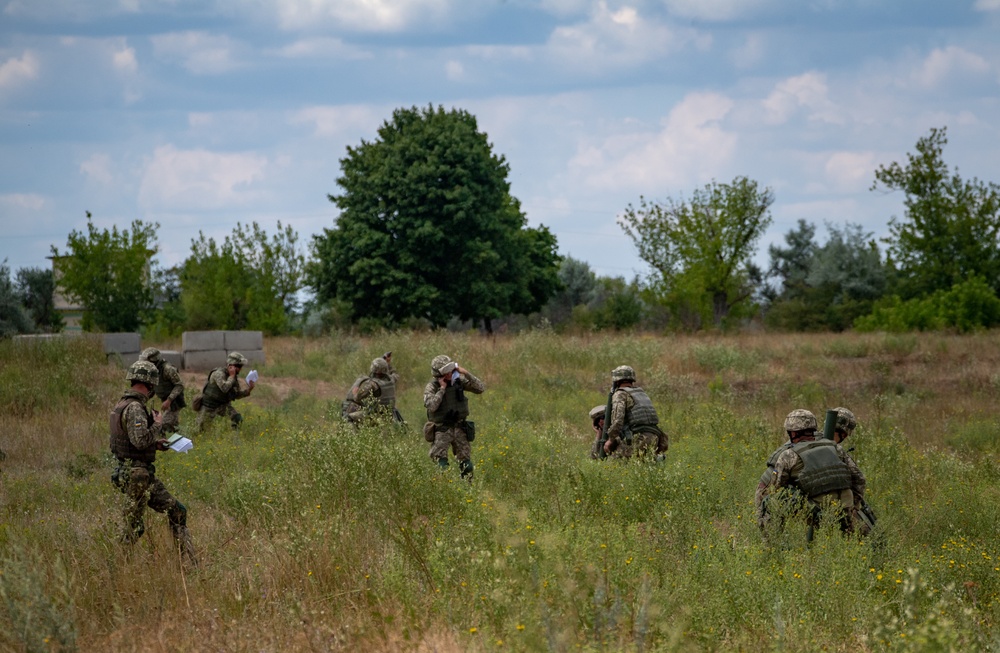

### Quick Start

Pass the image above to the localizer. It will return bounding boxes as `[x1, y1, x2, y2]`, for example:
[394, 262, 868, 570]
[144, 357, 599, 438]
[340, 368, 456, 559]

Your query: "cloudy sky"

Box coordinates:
[2, 0, 999, 284]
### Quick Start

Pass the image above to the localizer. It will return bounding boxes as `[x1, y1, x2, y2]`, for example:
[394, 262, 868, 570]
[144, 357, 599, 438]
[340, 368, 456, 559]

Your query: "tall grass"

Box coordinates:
[2, 331, 1000, 650]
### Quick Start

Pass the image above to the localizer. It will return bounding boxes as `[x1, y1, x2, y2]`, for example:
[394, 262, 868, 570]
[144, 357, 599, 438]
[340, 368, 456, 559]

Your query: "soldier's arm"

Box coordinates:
[460, 372, 486, 394]
[214, 370, 238, 394]
[388, 364, 400, 385]
[841, 448, 866, 499]
[424, 380, 445, 411]
[123, 402, 161, 449]
[164, 366, 185, 403]
[772, 450, 799, 488]
[356, 379, 379, 405]
[606, 391, 629, 440]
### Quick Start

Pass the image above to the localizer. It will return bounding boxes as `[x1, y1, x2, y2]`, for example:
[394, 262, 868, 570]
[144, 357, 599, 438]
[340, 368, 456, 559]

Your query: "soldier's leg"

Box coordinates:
[429, 426, 452, 468]
[195, 408, 211, 433]
[227, 405, 243, 429]
[454, 427, 473, 480]
[121, 464, 153, 543]
[161, 407, 180, 434]
[147, 476, 198, 566]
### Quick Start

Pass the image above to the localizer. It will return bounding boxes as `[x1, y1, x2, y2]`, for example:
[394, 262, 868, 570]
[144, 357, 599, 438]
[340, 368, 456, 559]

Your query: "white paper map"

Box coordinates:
[246, 369, 259, 383]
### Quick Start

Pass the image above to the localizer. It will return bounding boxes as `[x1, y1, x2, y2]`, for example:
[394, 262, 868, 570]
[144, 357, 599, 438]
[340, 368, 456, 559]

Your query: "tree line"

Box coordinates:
[2, 109, 998, 338]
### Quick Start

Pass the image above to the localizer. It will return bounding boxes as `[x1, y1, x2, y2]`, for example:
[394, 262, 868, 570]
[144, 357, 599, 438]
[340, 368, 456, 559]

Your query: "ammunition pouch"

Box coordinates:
[423, 421, 436, 443]
[191, 393, 204, 412]
[464, 420, 476, 442]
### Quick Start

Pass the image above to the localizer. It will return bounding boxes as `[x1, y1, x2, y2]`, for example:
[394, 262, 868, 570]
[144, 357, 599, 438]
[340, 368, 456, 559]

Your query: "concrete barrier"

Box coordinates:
[160, 350, 183, 369]
[183, 350, 228, 371]
[182, 331, 225, 351]
[103, 333, 141, 354]
[224, 330, 263, 351]
[241, 349, 266, 367]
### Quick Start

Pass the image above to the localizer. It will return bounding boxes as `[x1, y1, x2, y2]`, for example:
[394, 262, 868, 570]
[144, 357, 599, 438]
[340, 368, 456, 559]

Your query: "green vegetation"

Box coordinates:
[2, 331, 999, 651]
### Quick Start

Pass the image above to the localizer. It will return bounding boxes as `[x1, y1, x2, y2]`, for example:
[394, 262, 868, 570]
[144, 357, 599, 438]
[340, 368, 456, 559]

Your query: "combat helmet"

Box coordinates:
[611, 365, 635, 383]
[126, 360, 159, 387]
[139, 347, 162, 366]
[431, 354, 457, 377]
[589, 405, 606, 422]
[227, 352, 248, 366]
[784, 409, 817, 433]
[370, 357, 389, 377]
[833, 407, 857, 433]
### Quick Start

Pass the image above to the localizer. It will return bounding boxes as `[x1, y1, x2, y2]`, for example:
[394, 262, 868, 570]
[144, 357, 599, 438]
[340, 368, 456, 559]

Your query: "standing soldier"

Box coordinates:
[342, 353, 401, 426]
[601, 365, 667, 460]
[139, 347, 185, 433]
[423, 355, 485, 480]
[195, 352, 255, 432]
[110, 360, 197, 565]
[756, 409, 864, 539]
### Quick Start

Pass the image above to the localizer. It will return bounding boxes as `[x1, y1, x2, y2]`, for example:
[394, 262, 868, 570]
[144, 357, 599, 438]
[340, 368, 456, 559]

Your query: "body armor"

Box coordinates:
[791, 440, 852, 498]
[622, 386, 659, 431]
[109, 395, 156, 463]
[427, 381, 469, 426]
[201, 368, 238, 410]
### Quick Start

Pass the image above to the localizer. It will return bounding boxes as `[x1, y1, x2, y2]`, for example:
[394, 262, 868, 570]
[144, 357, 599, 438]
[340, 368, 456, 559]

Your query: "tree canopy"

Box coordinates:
[873, 127, 1000, 298]
[51, 215, 157, 332]
[310, 104, 561, 331]
[621, 176, 773, 328]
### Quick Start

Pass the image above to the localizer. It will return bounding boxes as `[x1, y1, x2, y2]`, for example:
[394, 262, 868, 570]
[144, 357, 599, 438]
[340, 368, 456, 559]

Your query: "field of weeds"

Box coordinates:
[2, 330, 1000, 651]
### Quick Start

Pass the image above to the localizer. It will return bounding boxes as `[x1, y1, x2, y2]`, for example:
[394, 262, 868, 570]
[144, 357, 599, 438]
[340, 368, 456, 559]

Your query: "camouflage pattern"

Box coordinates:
[423, 362, 485, 477]
[196, 366, 252, 431]
[430, 354, 453, 377]
[227, 351, 248, 366]
[589, 405, 606, 422]
[126, 360, 159, 386]
[605, 385, 666, 459]
[611, 365, 635, 383]
[139, 347, 162, 364]
[833, 407, 857, 433]
[783, 409, 817, 432]
[140, 349, 185, 434]
[589, 405, 606, 460]
[343, 360, 400, 425]
[110, 385, 196, 565]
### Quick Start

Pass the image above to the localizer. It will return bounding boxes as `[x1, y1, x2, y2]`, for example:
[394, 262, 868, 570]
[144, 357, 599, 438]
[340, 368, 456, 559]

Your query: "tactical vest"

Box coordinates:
[427, 381, 469, 426]
[345, 376, 368, 403]
[109, 395, 156, 463]
[371, 376, 395, 408]
[201, 368, 238, 410]
[154, 364, 185, 408]
[791, 440, 852, 498]
[761, 442, 793, 485]
[622, 387, 659, 430]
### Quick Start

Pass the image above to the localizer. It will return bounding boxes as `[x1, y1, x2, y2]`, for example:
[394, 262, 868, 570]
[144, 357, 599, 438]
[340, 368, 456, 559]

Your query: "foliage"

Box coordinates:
[540, 256, 597, 327]
[621, 176, 773, 328]
[50, 214, 158, 332]
[0, 543, 77, 653]
[15, 266, 62, 333]
[310, 104, 561, 332]
[873, 126, 1000, 298]
[855, 277, 1000, 333]
[765, 221, 887, 331]
[0, 261, 34, 338]
[180, 221, 304, 335]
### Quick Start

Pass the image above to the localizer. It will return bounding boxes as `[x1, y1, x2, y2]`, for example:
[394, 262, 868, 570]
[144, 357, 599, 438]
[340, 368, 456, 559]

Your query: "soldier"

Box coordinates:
[588, 404, 606, 460]
[601, 365, 668, 460]
[830, 407, 873, 535]
[423, 355, 485, 480]
[755, 409, 865, 539]
[195, 352, 255, 432]
[110, 360, 196, 565]
[342, 353, 401, 426]
[138, 347, 185, 433]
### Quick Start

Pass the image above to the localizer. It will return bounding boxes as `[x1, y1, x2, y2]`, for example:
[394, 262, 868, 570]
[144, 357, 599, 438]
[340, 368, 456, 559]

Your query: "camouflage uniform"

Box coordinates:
[195, 352, 253, 432]
[423, 355, 485, 480]
[831, 407, 872, 535]
[111, 361, 196, 565]
[756, 409, 864, 537]
[603, 366, 668, 460]
[139, 348, 185, 433]
[343, 357, 401, 425]
[588, 404, 605, 460]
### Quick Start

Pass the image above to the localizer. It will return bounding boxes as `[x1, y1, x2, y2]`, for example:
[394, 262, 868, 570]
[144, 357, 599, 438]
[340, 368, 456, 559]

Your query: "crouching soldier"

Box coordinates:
[111, 360, 197, 566]
[138, 347, 185, 433]
[195, 352, 255, 432]
[342, 353, 401, 426]
[601, 365, 668, 460]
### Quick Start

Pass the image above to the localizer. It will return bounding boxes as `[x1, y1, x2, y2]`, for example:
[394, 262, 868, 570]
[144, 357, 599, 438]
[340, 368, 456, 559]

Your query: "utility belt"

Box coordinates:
[433, 419, 476, 441]
[111, 458, 156, 491]
[200, 397, 226, 410]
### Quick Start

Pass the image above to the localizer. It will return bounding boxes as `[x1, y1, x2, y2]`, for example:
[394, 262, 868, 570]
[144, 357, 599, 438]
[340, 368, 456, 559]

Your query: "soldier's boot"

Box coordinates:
[436, 457, 449, 470]
[459, 459, 474, 482]
[171, 524, 199, 568]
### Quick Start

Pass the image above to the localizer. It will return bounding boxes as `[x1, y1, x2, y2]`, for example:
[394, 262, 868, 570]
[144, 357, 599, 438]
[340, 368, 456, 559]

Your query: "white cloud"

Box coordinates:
[151, 31, 242, 75]
[974, 0, 1000, 10]
[80, 153, 115, 185]
[272, 37, 372, 60]
[824, 151, 877, 193]
[138, 145, 268, 211]
[0, 51, 40, 89]
[570, 91, 736, 191]
[445, 60, 464, 81]
[112, 44, 138, 73]
[290, 104, 382, 138]
[274, 0, 452, 32]
[547, 1, 705, 73]
[731, 33, 765, 69]
[661, 0, 772, 21]
[912, 46, 991, 89]
[761, 71, 842, 125]
[0, 193, 45, 210]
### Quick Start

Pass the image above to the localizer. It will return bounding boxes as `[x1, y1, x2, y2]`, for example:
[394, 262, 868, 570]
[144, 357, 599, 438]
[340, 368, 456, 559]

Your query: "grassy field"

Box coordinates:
[2, 330, 1000, 651]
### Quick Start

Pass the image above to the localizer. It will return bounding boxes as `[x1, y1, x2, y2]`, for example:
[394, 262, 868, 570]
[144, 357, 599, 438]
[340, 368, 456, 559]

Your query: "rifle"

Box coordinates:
[597, 384, 615, 459]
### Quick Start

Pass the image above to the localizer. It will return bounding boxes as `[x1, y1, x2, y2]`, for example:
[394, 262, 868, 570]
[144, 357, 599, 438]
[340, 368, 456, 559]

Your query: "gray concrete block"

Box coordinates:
[238, 349, 266, 367]
[107, 351, 141, 367]
[160, 350, 183, 369]
[182, 331, 225, 351]
[183, 349, 228, 371]
[224, 330, 263, 351]
[103, 332, 141, 354]
[13, 334, 64, 343]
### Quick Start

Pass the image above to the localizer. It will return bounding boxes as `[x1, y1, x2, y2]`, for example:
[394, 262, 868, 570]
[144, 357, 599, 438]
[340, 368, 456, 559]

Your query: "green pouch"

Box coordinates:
[464, 420, 476, 442]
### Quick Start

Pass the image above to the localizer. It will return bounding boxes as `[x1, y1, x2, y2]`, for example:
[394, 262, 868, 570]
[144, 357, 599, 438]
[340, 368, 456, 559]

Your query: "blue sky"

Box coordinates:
[2, 0, 999, 284]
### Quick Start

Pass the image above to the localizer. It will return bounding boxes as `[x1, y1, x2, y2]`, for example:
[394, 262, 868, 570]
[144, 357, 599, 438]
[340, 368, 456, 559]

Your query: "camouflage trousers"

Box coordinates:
[114, 461, 186, 543]
[160, 405, 181, 434]
[603, 430, 667, 460]
[195, 404, 242, 432]
[429, 423, 471, 463]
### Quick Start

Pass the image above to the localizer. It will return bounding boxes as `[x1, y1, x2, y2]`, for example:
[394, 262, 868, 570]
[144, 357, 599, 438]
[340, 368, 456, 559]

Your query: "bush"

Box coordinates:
[855, 277, 1000, 333]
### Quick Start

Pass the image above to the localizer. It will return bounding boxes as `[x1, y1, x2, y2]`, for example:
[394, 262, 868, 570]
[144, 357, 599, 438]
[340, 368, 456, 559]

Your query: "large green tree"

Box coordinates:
[180, 221, 304, 335]
[621, 176, 773, 328]
[16, 267, 62, 333]
[873, 127, 1000, 298]
[51, 215, 157, 332]
[310, 104, 561, 331]
[0, 261, 34, 338]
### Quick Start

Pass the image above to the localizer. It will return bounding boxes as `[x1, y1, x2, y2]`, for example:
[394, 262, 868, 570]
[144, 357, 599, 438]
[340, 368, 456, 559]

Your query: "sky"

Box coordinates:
[2, 0, 999, 286]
